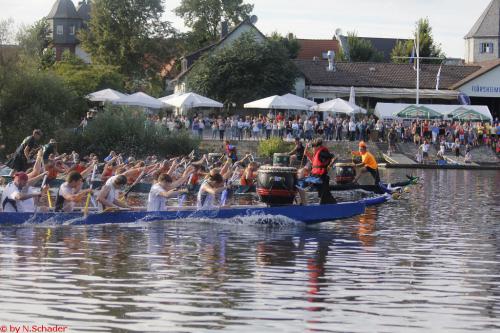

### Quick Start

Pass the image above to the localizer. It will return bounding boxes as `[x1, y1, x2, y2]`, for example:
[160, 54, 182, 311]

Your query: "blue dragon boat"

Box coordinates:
[0, 195, 389, 226]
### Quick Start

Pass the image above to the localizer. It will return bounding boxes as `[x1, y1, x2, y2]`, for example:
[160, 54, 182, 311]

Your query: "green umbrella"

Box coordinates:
[395, 105, 443, 119]
[448, 108, 490, 122]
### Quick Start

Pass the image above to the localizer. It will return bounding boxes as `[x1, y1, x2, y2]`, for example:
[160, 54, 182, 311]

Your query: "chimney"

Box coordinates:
[326, 50, 336, 72]
[220, 21, 229, 39]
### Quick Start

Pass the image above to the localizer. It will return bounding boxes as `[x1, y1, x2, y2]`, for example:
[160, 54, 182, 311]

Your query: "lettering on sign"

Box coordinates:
[471, 85, 500, 93]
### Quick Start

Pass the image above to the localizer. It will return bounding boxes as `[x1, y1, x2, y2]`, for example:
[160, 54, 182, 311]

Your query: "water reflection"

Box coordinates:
[0, 170, 499, 332]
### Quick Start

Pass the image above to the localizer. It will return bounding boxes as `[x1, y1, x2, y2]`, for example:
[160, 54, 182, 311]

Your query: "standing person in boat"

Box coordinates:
[288, 137, 305, 166]
[42, 139, 58, 161]
[147, 172, 192, 211]
[197, 171, 226, 208]
[6, 129, 43, 175]
[224, 140, 238, 163]
[353, 141, 380, 185]
[55, 172, 93, 212]
[1, 172, 43, 212]
[305, 138, 337, 205]
[97, 175, 130, 211]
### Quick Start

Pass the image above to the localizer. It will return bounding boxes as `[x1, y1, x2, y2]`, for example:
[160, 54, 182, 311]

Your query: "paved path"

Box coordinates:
[383, 153, 417, 165]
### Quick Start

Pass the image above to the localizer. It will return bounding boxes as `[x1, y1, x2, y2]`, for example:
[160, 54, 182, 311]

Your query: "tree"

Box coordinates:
[16, 18, 52, 64]
[79, 0, 175, 85]
[0, 69, 83, 149]
[187, 33, 299, 107]
[391, 18, 444, 64]
[175, 0, 253, 51]
[52, 50, 125, 98]
[268, 32, 301, 59]
[346, 31, 384, 62]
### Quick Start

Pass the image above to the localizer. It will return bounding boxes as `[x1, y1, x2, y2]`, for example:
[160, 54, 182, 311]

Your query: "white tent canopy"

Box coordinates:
[281, 93, 317, 107]
[311, 98, 366, 114]
[244, 95, 311, 111]
[158, 92, 183, 104]
[162, 92, 223, 109]
[86, 89, 128, 102]
[113, 92, 165, 109]
[375, 103, 493, 121]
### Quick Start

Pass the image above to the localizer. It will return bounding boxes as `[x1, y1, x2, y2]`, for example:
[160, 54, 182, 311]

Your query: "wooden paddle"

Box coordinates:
[83, 164, 98, 216]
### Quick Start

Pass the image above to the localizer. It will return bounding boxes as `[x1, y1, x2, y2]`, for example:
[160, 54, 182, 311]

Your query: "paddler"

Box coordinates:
[197, 171, 226, 208]
[224, 140, 238, 163]
[304, 138, 337, 204]
[55, 171, 93, 212]
[240, 161, 258, 187]
[353, 141, 380, 185]
[6, 129, 43, 175]
[288, 137, 305, 166]
[147, 171, 192, 211]
[42, 139, 58, 161]
[97, 174, 130, 211]
[1, 172, 43, 212]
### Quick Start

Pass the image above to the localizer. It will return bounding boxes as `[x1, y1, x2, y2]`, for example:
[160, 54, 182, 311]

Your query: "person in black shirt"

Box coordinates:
[289, 137, 305, 166]
[6, 129, 43, 175]
[42, 139, 58, 162]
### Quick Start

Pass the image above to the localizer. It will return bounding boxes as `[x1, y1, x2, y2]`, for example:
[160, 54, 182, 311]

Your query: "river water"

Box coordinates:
[0, 169, 499, 332]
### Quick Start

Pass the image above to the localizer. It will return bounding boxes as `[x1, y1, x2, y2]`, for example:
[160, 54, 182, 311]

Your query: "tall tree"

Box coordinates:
[187, 33, 299, 107]
[391, 18, 444, 64]
[175, 0, 253, 51]
[268, 32, 301, 59]
[346, 31, 384, 62]
[79, 0, 174, 86]
[16, 18, 55, 69]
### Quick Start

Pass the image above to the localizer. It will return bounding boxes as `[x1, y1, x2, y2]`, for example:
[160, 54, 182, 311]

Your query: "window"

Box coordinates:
[480, 42, 494, 54]
[69, 26, 75, 35]
[56, 25, 63, 35]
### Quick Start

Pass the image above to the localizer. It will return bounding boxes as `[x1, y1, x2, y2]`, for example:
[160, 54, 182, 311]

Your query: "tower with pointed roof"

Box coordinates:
[465, 0, 500, 64]
[46, 0, 91, 62]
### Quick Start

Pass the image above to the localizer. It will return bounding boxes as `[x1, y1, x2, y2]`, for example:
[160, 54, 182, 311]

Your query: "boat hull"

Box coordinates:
[0, 200, 378, 226]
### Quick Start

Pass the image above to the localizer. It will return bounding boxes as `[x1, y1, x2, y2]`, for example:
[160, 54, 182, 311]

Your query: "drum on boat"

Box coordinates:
[256, 165, 297, 205]
[273, 153, 290, 166]
[208, 153, 224, 164]
[335, 163, 356, 184]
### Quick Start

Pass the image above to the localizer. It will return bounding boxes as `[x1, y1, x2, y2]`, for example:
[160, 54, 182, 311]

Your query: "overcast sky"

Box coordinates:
[0, 0, 492, 58]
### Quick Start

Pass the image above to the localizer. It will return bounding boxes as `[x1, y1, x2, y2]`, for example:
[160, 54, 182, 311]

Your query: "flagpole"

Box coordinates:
[416, 27, 420, 105]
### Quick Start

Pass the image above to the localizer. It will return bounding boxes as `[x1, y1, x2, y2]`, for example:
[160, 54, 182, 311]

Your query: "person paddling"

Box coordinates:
[97, 175, 129, 211]
[304, 138, 337, 205]
[197, 172, 225, 208]
[55, 172, 93, 212]
[1, 172, 43, 212]
[353, 141, 380, 185]
[6, 129, 43, 175]
[147, 171, 191, 211]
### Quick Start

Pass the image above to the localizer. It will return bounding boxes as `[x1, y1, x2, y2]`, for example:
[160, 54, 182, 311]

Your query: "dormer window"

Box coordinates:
[69, 26, 75, 35]
[480, 42, 494, 54]
[56, 25, 63, 35]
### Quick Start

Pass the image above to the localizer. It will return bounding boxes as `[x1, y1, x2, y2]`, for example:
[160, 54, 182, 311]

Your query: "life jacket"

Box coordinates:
[311, 146, 331, 176]
[188, 173, 200, 185]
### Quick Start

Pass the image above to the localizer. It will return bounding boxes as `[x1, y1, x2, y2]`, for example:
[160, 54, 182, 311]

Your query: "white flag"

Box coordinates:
[435, 65, 442, 91]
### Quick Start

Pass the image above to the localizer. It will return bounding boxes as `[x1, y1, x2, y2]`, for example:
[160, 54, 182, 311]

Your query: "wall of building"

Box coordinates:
[51, 18, 81, 45]
[465, 37, 498, 63]
[458, 66, 500, 98]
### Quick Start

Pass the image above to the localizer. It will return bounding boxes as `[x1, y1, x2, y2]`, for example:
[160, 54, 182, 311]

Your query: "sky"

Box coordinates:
[0, 0, 493, 58]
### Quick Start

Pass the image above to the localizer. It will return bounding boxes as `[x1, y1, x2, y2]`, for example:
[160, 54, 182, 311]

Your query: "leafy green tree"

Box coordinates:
[52, 51, 125, 98]
[0, 69, 84, 149]
[79, 0, 174, 84]
[175, 0, 254, 51]
[268, 32, 301, 59]
[346, 31, 384, 62]
[15, 18, 55, 70]
[187, 33, 299, 107]
[391, 18, 444, 64]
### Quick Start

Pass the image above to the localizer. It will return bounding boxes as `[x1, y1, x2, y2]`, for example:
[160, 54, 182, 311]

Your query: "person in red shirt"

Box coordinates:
[305, 138, 336, 204]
